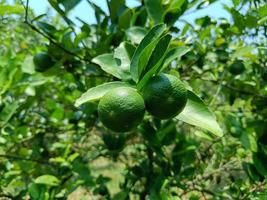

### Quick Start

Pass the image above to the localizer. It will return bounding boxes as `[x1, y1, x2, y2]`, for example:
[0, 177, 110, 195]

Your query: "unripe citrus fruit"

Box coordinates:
[141, 73, 187, 119]
[216, 49, 229, 62]
[98, 87, 145, 132]
[102, 133, 126, 151]
[229, 60, 245, 75]
[33, 52, 55, 72]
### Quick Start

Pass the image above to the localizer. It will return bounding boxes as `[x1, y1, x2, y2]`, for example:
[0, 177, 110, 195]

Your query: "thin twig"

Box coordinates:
[20, 0, 93, 64]
[240, 181, 266, 200]
[209, 70, 226, 105]
[198, 77, 267, 99]
[0, 154, 52, 165]
[25, 0, 29, 22]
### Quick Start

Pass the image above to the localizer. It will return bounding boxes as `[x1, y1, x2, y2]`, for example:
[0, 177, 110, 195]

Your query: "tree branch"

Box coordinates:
[20, 0, 93, 64]
[198, 77, 267, 99]
[0, 154, 52, 165]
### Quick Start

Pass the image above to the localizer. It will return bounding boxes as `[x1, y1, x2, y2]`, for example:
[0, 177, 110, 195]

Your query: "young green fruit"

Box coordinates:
[141, 73, 187, 119]
[98, 87, 145, 132]
[102, 133, 126, 151]
[229, 60, 245, 75]
[33, 52, 55, 72]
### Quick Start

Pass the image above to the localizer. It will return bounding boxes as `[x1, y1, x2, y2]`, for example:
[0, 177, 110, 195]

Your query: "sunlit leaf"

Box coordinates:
[0, 5, 24, 15]
[75, 82, 132, 107]
[35, 175, 59, 186]
[176, 91, 223, 137]
[130, 24, 166, 82]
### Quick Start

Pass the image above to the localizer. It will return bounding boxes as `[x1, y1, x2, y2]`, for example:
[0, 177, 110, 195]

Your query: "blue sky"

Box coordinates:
[28, 0, 232, 26]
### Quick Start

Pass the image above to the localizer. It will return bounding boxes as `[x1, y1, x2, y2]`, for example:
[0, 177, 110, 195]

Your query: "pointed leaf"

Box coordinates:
[253, 152, 267, 177]
[75, 82, 131, 107]
[118, 8, 133, 29]
[145, 0, 164, 24]
[58, 0, 82, 12]
[22, 56, 35, 74]
[126, 26, 147, 44]
[176, 91, 223, 137]
[137, 34, 172, 90]
[143, 34, 172, 73]
[114, 42, 136, 80]
[108, 0, 125, 22]
[161, 46, 191, 71]
[92, 54, 122, 79]
[114, 42, 136, 65]
[130, 24, 166, 82]
[258, 16, 267, 25]
[167, 0, 186, 11]
[0, 102, 19, 126]
[35, 175, 59, 186]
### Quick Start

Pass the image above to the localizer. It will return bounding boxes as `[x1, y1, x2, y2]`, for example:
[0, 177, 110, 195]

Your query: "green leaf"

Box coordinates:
[130, 24, 166, 82]
[161, 46, 191, 71]
[28, 183, 43, 199]
[22, 56, 35, 74]
[240, 128, 257, 152]
[48, 0, 73, 24]
[92, 46, 133, 80]
[137, 34, 172, 90]
[167, 0, 186, 11]
[0, 5, 24, 15]
[114, 42, 136, 64]
[243, 162, 262, 182]
[74, 82, 132, 107]
[194, 130, 213, 141]
[126, 26, 147, 44]
[176, 91, 223, 137]
[5, 178, 26, 196]
[114, 42, 136, 80]
[258, 4, 267, 18]
[118, 8, 132, 29]
[92, 54, 122, 79]
[35, 175, 59, 186]
[112, 191, 129, 200]
[144, 34, 172, 74]
[230, 9, 245, 31]
[258, 16, 267, 25]
[36, 21, 57, 35]
[145, 0, 164, 24]
[108, 0, 125, 23]
[163, 0, 188, 26]
[62, 31, 75, 50]
[232, 46, 257, 61]
[0, 102, 19, 126]
[87, 1, 107, 24]
[253, 152, 267, 177]
[58, 0, 82, 12]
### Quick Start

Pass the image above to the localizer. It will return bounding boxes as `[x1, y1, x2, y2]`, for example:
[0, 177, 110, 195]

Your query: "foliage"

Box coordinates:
[0, 0, 267, 199]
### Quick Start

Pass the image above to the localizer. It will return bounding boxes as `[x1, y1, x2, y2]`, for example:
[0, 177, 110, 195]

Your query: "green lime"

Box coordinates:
[229, 60, 245, 75]
[216, 49, 229, 62]
[33, 52, 55, 72]
[98, 87, 145, 132]
[141, 73, 187, 119]
[102, 133, 126, 151]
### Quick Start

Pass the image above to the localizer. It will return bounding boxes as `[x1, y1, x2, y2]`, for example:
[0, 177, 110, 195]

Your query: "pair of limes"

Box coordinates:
[98, 74, 188, 132]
